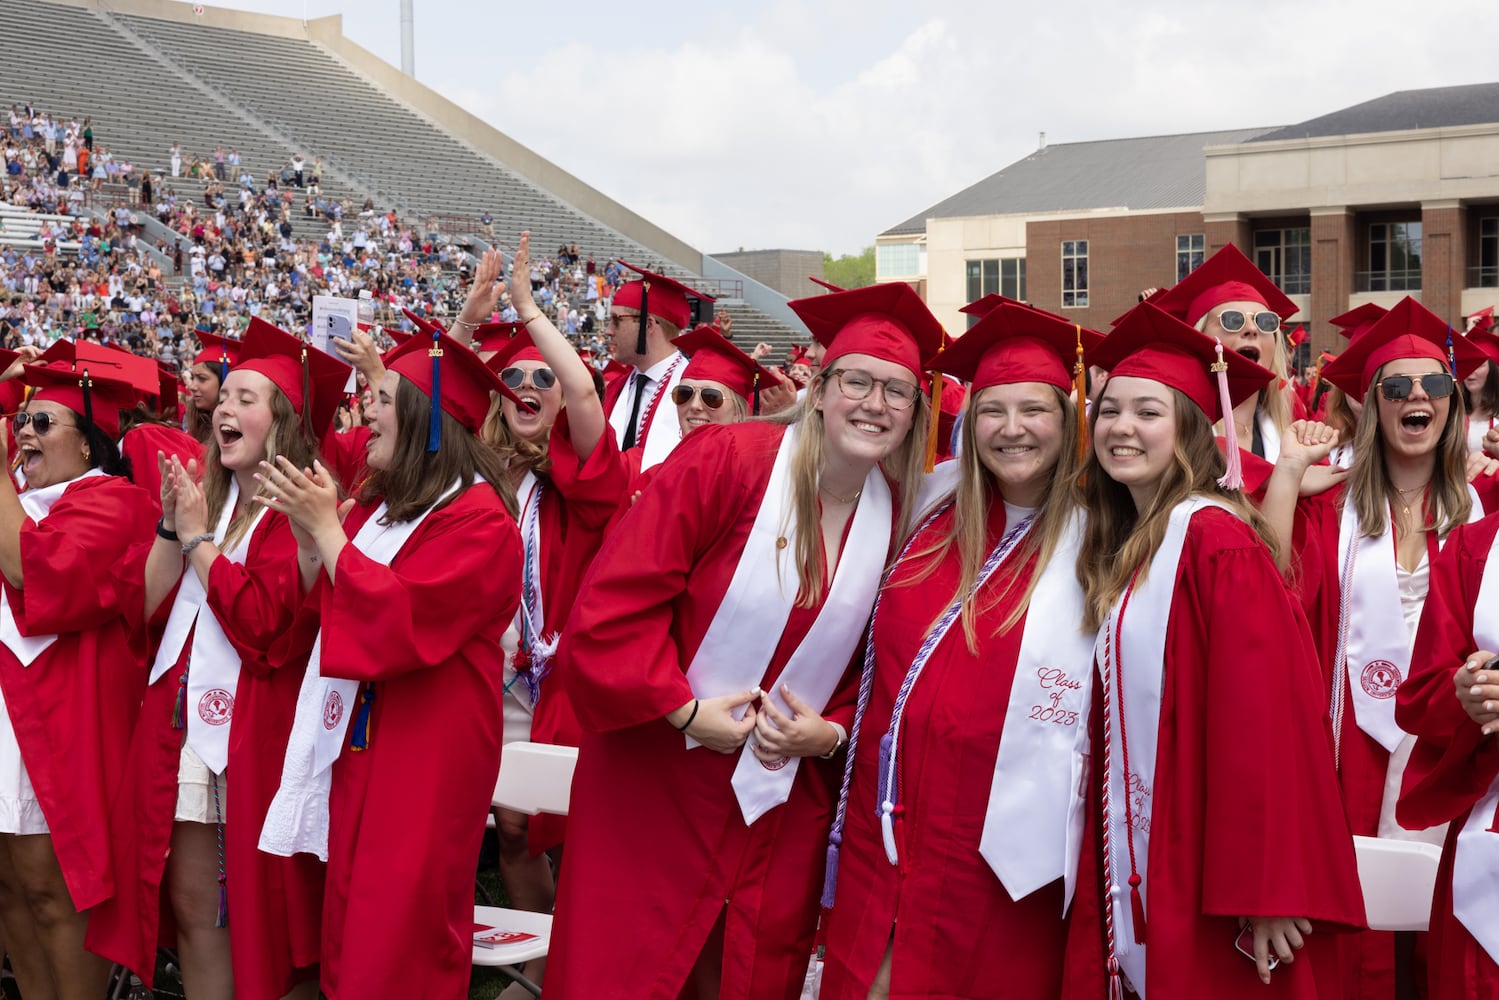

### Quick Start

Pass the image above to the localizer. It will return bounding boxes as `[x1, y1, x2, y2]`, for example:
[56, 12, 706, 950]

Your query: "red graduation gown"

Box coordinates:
[311, 483, 521, 1000]
[549, 422, 869, 1000]
[520, 413, 628, 854]
[820, 498, 1067, 999]
[85, 511, 323, 998]
[1061, 508, 1364, 1000]
[118, 422, 203, 515]
[1396, 512, 1499, 1000]
[0, 474, 154, 910]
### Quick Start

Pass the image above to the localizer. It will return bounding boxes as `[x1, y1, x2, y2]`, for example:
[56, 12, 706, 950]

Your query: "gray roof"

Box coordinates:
[1251, 82, 1499, 143]
[881, 127, 1271, 237]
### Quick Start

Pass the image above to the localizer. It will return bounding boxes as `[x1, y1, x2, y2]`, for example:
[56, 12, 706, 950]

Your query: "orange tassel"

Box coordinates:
[1073, 323, 1088, 463]
[924, 371, 942, 473]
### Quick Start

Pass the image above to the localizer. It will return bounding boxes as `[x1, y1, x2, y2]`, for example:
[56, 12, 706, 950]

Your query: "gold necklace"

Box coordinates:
[1391, 481, 1429, 518]
[819, 484, 863, 505]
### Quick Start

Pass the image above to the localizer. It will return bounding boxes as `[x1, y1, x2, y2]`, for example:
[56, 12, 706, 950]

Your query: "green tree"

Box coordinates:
[822, 246, 875, 290]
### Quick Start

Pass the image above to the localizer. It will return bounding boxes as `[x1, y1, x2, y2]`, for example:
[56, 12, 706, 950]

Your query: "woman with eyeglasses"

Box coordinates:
[0, 360, 155, 1000]
[1306, 297, 1491, 999]
[819, 304, 1100, 999]
[1063, 303, 1362, 999]
[449, 234, 625, 980]
[87, 320, 347, 1000]
[1152, 245, 1303, 463]
[547, 282, 939, 1000]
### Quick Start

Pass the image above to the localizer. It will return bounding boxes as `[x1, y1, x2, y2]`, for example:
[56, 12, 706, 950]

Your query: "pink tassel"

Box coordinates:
[1213, 339, 1243, 490]
[1128, 873, 1147, 944]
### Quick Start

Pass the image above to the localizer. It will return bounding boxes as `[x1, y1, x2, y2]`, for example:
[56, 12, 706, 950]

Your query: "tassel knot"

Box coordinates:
[1212, 339, 1243, 490]
[1128, 872, 1147, 944]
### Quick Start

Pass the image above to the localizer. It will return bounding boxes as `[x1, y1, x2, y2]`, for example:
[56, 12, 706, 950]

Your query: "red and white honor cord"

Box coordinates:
[1098, 565, 1145, 1000]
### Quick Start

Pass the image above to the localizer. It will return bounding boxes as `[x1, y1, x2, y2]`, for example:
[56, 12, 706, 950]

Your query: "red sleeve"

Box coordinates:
[204, 512, 302, 677]
[1396, 517, 1499, 828]
[560, 423, 755, 732]
[120, 425, 203, 515]
[546, 408, 628, 532]
[321, 426, 370, 493]
[13, 477, 153, 636]
[319, 486, 521, 683]
[1471, 470, 1499, 516]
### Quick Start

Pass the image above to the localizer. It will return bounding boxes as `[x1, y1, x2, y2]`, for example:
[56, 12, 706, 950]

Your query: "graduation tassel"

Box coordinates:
[1212, 340, 1243, 490]
[426, 331, 442, 453]
[1072, 323, 1088, 463]
[1448, 325, 1458, 378]
[212, 773, 228, 928]
[819, 832, 841, 909]
[300, 344, 314, 441]
[219, 351, 228, 386]
[1128, 872, 1147, 944]
[635, 281, 651, 356]
[350, 684, 375, 751]
[923, 372, 942, 473]
[171, 666, 188, 730]
[751, 370, 761, 417]
[79, 369, 94, 432]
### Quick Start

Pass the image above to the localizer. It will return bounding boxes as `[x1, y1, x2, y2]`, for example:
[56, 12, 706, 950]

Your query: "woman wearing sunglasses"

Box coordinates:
[0, 360, 154, 1000]
[450, 234, 625, 985]
[1064, 303, 1362, 998]
[820, 303, 1100, 999]
[548, 282, 939, 1000]
[1153, 245, 1303, 463]
[1310, 297, 1491, 999]
[87, 320, 347, 1000]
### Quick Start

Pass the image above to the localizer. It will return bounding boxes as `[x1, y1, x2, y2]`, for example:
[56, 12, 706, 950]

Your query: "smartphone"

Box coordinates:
[1234, 923, 1279, 971]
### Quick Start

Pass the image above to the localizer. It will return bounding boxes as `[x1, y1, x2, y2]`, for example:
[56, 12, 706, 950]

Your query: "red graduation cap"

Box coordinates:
[77, 342, 159, 401]
[1330, 303, 1387, 342]
[1320, 296, 1487, 398]
[401, 308, 443, 339]
[959, 294, 1071, 323]
[1469, 305, 1496, 335]
[787, 282, 944, 378]
[237, 317, 352, 437]
[1152, 244, 1297, 327]
[154, 361, 182, 419]
[1466, 326, 1499, 368]
[671, 325, 777, 413]
[613, 262, 715, 354]
[788, 345, 813, 366]
[383, 330, 526, 447]
[932, 303, 1103, 393]
[486, 328, 545, 369]
[1287, 324, 1309, 348]
[808, 277, 846, 293]
[473, 321, 525, 356]
[20, 361, 137, 439]
[192, 331, 242, 379]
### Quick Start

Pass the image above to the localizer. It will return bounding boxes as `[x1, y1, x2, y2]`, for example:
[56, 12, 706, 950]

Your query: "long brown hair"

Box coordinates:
[201, 380, 324, 551]
[362, 378, 517, 523]
[761, 368, 930, 609]
[1076, 385, 1277, 630]
[898, 384, 1081, 651]
[1346, 361, 1470, 539]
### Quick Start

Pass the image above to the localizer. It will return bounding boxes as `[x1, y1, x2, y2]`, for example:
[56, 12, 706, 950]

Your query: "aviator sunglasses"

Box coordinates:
[12, 411, 77, 435]
[671, 385, 727, 409]
[1376, 372, 1456, 402]
[1215, 309, 1282, 335]
[499, 366, 557, 391]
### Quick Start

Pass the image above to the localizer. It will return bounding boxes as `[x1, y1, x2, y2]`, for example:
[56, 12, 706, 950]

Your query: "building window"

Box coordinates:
[1252, 228, 1311, 295]
[876, 243, 920, 280]
[1061, 240, 1088, 308]
[964, 257, 1027, 325]
[1477, 217, 1498, 288]
[1176, 234, 1205, 282]
[1366, 222, 1422, 292]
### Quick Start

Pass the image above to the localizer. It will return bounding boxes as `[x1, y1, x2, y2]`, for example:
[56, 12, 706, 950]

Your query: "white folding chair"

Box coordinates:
[474, 742, 580, 996]
[1353, 835, 1442, 931]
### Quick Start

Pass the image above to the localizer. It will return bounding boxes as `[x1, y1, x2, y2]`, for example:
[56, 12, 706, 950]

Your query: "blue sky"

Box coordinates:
[204, 1, 1494, 256]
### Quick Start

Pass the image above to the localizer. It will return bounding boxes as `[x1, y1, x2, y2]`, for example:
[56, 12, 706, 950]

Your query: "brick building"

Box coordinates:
[877, 83, 1499, 358]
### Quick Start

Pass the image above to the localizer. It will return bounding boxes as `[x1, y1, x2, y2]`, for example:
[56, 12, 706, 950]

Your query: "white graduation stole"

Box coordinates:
[1336, 490, 1482, 755]
[607, 353, 685, 471]
[683, 423, 892, 825]
[1100, 496, 1230, 994]
[1259, 410, 1282, 464]
[258, 481, 462, 861]
[0, 468, 105, 667]
[979, 510, 1094, 910]
[149, 478, 266, 774]
[1450, 530, 1499, 965]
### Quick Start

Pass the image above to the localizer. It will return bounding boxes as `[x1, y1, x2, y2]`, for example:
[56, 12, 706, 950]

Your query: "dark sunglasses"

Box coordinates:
[1216, 309, 1281, 335]
[499, 366, 557, 391]
[671, 385, 727, 409]
[13, 411, 76, 435]
[1377, 372, 1456, 402]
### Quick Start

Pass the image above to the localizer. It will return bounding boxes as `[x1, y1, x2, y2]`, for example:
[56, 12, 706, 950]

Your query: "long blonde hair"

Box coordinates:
[480, 393, 552, 481]
[762, 369, 930, 609]
[1345, 362, 1470, 539]
[201, 383, 325, 550]
[1076, 385, 1277, 630]
[1199, 312, 1292, 443]
[898, 384, 1081, 651]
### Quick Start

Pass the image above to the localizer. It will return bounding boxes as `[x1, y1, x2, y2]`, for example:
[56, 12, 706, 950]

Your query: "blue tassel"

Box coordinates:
[350, 684, 374, 751]
[427, 331, 441, 452]
[1448, 325, 1458, 378]
[820, 834, 841, 908]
